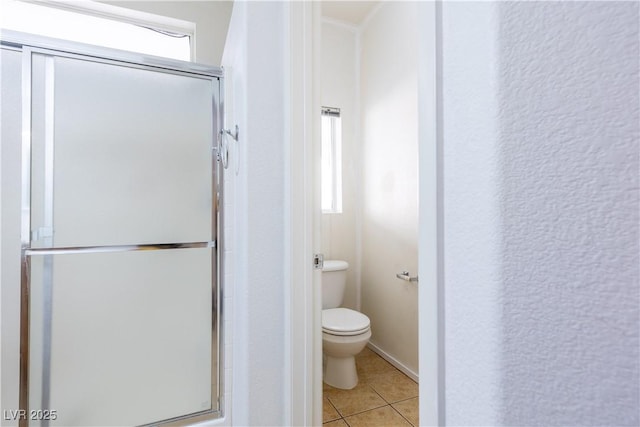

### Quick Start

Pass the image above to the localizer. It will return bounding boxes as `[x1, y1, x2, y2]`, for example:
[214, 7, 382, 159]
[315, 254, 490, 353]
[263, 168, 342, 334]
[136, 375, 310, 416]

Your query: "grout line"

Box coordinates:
[390, 404, 416, 427]
[369, 384, 390, 405]
[341, 404, 414, 426]
[325, 398, 418, 426]
[391, 395, 420, 405]
[333, 399, 388, 419]
[324, 351, 418, 424]
[325, 397, 341, 424]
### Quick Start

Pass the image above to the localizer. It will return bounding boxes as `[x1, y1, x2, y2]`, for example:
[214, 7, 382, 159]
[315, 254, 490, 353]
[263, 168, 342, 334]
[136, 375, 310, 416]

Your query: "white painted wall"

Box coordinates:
[442, 2, 639, 425]
[320, 21, 359, 310]
[100, 0, 232, 65]
[359, 2, 419, 376]
[320, 2, 419, 378]
[221, 2, 289, 425]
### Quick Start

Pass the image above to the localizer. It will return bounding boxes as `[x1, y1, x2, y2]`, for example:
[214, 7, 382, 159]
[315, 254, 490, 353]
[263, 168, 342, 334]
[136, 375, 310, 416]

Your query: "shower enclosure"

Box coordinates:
[1, 32, 223, 426]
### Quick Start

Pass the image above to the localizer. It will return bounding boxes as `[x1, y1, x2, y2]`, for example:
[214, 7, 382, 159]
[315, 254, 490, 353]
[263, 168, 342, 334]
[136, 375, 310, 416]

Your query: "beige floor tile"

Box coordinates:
[326, 382, 387, 417]
[368, 370, 418, 403]
[392, 397, 419, 426]
[324, 380, 336, 394]
[323, 397, 340, 423]
[356, 346, 376, 358]
[344, 405, 412, 427]
[356, 350, 397, 383]
[324, 381, 345, 398]
[324, 419, 348, 427]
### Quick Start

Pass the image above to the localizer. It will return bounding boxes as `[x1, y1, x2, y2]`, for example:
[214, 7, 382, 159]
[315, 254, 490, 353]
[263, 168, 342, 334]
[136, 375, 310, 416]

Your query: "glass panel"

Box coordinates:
[321, 115, 333, 212]
[321, 114, 343, 213]
[30, 53, 214, 248]
[1, 0, 192, 61]
[28, 248, 213, 426]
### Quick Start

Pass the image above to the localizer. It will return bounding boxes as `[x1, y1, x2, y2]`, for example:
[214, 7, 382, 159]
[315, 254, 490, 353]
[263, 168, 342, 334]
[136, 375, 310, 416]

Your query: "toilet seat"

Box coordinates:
[322, 308, 370, 336]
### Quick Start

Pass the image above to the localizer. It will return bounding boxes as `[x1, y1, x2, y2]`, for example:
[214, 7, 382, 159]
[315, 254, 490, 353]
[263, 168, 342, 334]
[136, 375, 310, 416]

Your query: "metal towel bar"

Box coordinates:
[396, 271, 418, 283]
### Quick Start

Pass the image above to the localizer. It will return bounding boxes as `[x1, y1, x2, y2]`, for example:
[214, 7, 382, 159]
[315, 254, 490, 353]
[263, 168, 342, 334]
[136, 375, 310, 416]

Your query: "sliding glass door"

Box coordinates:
[2, 41, 222, 426]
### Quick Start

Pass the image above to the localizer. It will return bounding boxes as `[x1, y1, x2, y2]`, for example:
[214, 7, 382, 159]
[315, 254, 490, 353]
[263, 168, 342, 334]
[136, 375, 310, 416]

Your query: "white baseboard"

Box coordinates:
[367, 342, 419, 383]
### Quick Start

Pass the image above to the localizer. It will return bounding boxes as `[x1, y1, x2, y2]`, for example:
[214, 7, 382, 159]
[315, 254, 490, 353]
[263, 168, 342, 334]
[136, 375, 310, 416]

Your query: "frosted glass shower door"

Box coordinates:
[29, 54, 214, 248]
[24, 49, 220, 426]
[27, 249, 213, 426]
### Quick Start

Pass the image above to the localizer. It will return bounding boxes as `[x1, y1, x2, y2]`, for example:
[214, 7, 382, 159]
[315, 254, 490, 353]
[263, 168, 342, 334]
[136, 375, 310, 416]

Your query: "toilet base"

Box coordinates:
[324, 355, 358, 389]
[322, 328, 371, 390]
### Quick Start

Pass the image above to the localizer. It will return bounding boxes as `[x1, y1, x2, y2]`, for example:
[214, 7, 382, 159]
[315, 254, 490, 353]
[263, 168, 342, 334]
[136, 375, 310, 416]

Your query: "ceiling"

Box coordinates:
[321, 1, 380, 26]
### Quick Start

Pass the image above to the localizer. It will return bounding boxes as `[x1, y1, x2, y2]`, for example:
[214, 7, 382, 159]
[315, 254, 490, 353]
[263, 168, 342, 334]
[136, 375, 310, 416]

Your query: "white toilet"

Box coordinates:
[322, 260, 371, 390]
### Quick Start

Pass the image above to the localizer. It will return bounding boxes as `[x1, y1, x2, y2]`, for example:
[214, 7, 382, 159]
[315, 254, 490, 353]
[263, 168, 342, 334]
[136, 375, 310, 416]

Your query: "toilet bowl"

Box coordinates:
[321, 260, 371, 389]
[322, 307, 371, 389]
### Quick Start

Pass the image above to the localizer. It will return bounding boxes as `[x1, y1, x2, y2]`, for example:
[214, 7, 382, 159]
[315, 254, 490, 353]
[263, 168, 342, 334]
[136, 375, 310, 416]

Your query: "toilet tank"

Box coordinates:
[322, 260, 349, 309]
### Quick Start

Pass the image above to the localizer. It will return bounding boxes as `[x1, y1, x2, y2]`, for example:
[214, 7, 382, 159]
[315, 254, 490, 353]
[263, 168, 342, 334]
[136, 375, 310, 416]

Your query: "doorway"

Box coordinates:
[303, 2, 441, 426]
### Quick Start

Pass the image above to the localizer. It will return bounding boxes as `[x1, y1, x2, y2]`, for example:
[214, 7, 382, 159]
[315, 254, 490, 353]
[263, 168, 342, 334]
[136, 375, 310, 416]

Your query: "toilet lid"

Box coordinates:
[322, 308, 370, 336]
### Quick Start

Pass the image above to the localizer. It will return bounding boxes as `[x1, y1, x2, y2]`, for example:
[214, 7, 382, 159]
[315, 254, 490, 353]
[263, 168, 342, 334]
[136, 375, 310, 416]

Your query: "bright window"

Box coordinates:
[0, 0, 193, 61]
[321, 107, 343, 214]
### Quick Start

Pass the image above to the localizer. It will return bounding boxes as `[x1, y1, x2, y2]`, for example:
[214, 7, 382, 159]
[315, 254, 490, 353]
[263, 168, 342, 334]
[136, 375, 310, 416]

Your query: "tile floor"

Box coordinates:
[323, 347, 419, 427]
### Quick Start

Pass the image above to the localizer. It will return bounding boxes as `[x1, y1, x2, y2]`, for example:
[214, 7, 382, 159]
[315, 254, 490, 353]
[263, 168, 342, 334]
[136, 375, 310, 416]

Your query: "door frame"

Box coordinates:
[287, 2, 444, 426]
[286, 2, 323, 425]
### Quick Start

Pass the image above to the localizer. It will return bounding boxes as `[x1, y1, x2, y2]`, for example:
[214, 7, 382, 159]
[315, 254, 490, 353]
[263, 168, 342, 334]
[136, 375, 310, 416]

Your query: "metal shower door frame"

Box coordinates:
[1, 31, 225, 427]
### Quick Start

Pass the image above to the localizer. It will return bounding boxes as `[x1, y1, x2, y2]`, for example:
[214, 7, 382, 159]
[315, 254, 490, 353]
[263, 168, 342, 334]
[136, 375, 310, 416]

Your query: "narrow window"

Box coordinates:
[0, 0, 193, 61]
[321, 107, 343, 213]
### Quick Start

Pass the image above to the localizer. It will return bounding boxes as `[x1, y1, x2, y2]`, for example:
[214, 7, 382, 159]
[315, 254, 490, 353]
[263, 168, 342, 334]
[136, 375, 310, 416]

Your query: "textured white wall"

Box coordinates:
[360, 2, 419, 376]
[443, 2, 639, 425]
[441, 2, 504, 423]
[320, 21, 359, 310]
